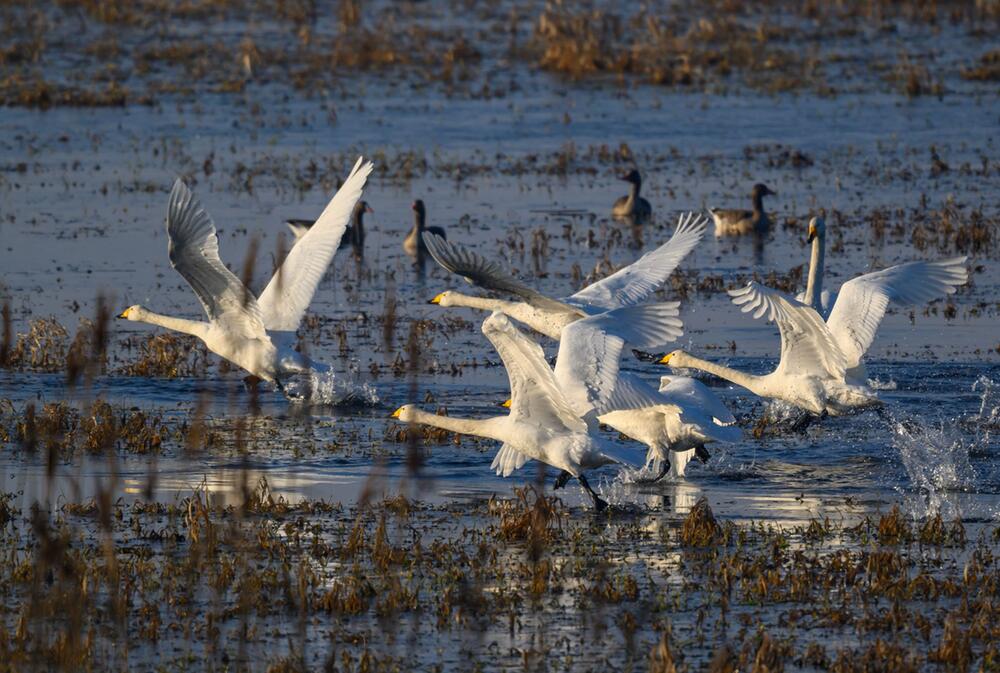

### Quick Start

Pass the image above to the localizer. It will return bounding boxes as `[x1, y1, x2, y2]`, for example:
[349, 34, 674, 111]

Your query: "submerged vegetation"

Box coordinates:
[0, 482, 997, 670]
[1, 0, 999, 108]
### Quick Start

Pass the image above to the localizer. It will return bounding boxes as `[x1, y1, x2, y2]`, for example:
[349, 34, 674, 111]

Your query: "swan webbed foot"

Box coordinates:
[695, 445, 711, 463]
[553, 470, 572, 490]
[577, 474, 607, 512]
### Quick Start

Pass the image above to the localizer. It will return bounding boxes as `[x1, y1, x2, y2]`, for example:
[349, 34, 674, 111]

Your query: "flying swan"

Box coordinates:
[118, 157, 374, 389]
[660, 251, 967, 415]
[423, 211, 707, 349]
[392, 311, 641, 511]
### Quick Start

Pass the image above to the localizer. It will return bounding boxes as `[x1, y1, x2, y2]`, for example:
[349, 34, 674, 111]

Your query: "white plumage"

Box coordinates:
[425, 211, 707, 346]
[119, 157, 374, 386]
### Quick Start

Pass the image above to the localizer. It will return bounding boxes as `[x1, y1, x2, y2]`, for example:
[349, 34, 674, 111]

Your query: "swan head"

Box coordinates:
[619, 168, 642, 185]
[658, 350, 691, 368]
[117, 305, 144, 321]
[752, 183, 776, 199]
[390, 404, 418, 422]
[412, 199, 426, 221]
[807, 216, 826, 243]
[428, 290, 458, 307]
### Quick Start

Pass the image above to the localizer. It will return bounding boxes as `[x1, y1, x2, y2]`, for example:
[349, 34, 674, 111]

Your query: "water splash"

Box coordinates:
[867, 377, 897, 391]
[887, 379, 1000, 519]
[969, 376, 1000, 436]
[284, 370, 380, 407]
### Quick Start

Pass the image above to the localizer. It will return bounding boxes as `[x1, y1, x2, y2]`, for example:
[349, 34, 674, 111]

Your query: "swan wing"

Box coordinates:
[166, 179, 265, 339]
[567, 212, 708, 310]
[482, 311, 588, 434]
[257, 157, 373, 331]
[422, 232, 577, 314]
[602, 372, 673, 413]
[596, 301, 683, 349]
[729, 281, 846, 379]
[552, 314, 626, 419]
[555, 302, 684, 418]
[491, 443, 530, 477]
[826, 257, 967, 370]
[659, 376, 737, 425]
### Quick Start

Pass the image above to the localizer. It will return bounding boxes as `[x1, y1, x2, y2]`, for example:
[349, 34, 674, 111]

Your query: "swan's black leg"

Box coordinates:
[649, 460, 670, 483]
[695, 445, 712, 463]
[243, 375, 262, 392]
[577, 474, 607, 512]
[274, 378, 285, 393]
[553, 470, 572, 490]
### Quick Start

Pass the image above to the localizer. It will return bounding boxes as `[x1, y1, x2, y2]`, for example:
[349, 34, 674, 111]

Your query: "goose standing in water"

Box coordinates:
[660, 251, 966, 415]
[612, 169, 652, 222]
[119, 158, 373, 388]
[710, 183, 776, 236]
[392, 312, 640, 511]
[404, 199, 446, 256]
[284, 200, 372, 258]
[423, 212, 707, 346]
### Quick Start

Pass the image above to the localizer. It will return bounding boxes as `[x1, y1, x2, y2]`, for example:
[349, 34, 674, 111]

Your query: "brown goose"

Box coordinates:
[285, 200, 372, 254]
[611, 169, 652, 222]
[403, 199, 446, 255]
[709, 183, 775, 236]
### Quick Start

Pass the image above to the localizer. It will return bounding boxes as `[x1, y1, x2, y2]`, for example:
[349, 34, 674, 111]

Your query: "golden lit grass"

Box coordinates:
[2, 484, 997, 670]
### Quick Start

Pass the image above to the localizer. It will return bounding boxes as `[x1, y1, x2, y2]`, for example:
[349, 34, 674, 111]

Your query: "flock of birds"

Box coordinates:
[118, 159, 968, 510]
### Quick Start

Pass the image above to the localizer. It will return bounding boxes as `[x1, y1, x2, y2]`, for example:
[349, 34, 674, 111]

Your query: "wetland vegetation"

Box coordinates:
[2, 0, 1000, 670]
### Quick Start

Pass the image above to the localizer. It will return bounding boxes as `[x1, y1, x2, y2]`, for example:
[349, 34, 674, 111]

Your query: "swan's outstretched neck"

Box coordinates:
[410, 408, 507, 442]
[445, 293, 516, 313]
[803, 234, 825, 312]
[677, 355, 761, 394]
[135, 310, 210, 340]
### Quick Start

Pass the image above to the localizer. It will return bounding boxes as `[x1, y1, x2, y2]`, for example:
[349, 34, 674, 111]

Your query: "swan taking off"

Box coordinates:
[423, 211, 707, 347]
[392, 312, 640, 511]
[119, 157, 374, 387]
[661, 252, 967, 415]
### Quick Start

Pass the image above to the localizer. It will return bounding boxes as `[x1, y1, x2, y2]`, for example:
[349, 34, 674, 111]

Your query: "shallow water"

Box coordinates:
[2, 2, 1000, 669]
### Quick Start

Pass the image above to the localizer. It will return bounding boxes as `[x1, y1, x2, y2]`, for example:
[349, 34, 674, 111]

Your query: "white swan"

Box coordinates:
[508, 370, 743, 480]
[600, 375, 741, 480]
[423, 212, 707, 347]
[118, 158, 374, 386]
[798, 216, 968, 324]
[660, 284, 877, 415]
[661, 256, 966, 414]
[392, 311, 640, 511]
[488, 303, 740, 481]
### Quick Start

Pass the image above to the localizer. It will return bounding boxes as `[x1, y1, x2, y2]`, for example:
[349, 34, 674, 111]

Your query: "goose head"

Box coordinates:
[619, 168, 642, 185]
[412, 199, 426, 228]
[751, 183, 776, 199]
[117, 305, 145, 321]
[807, 216, 826, 244]
[391, 404, 418, 422]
